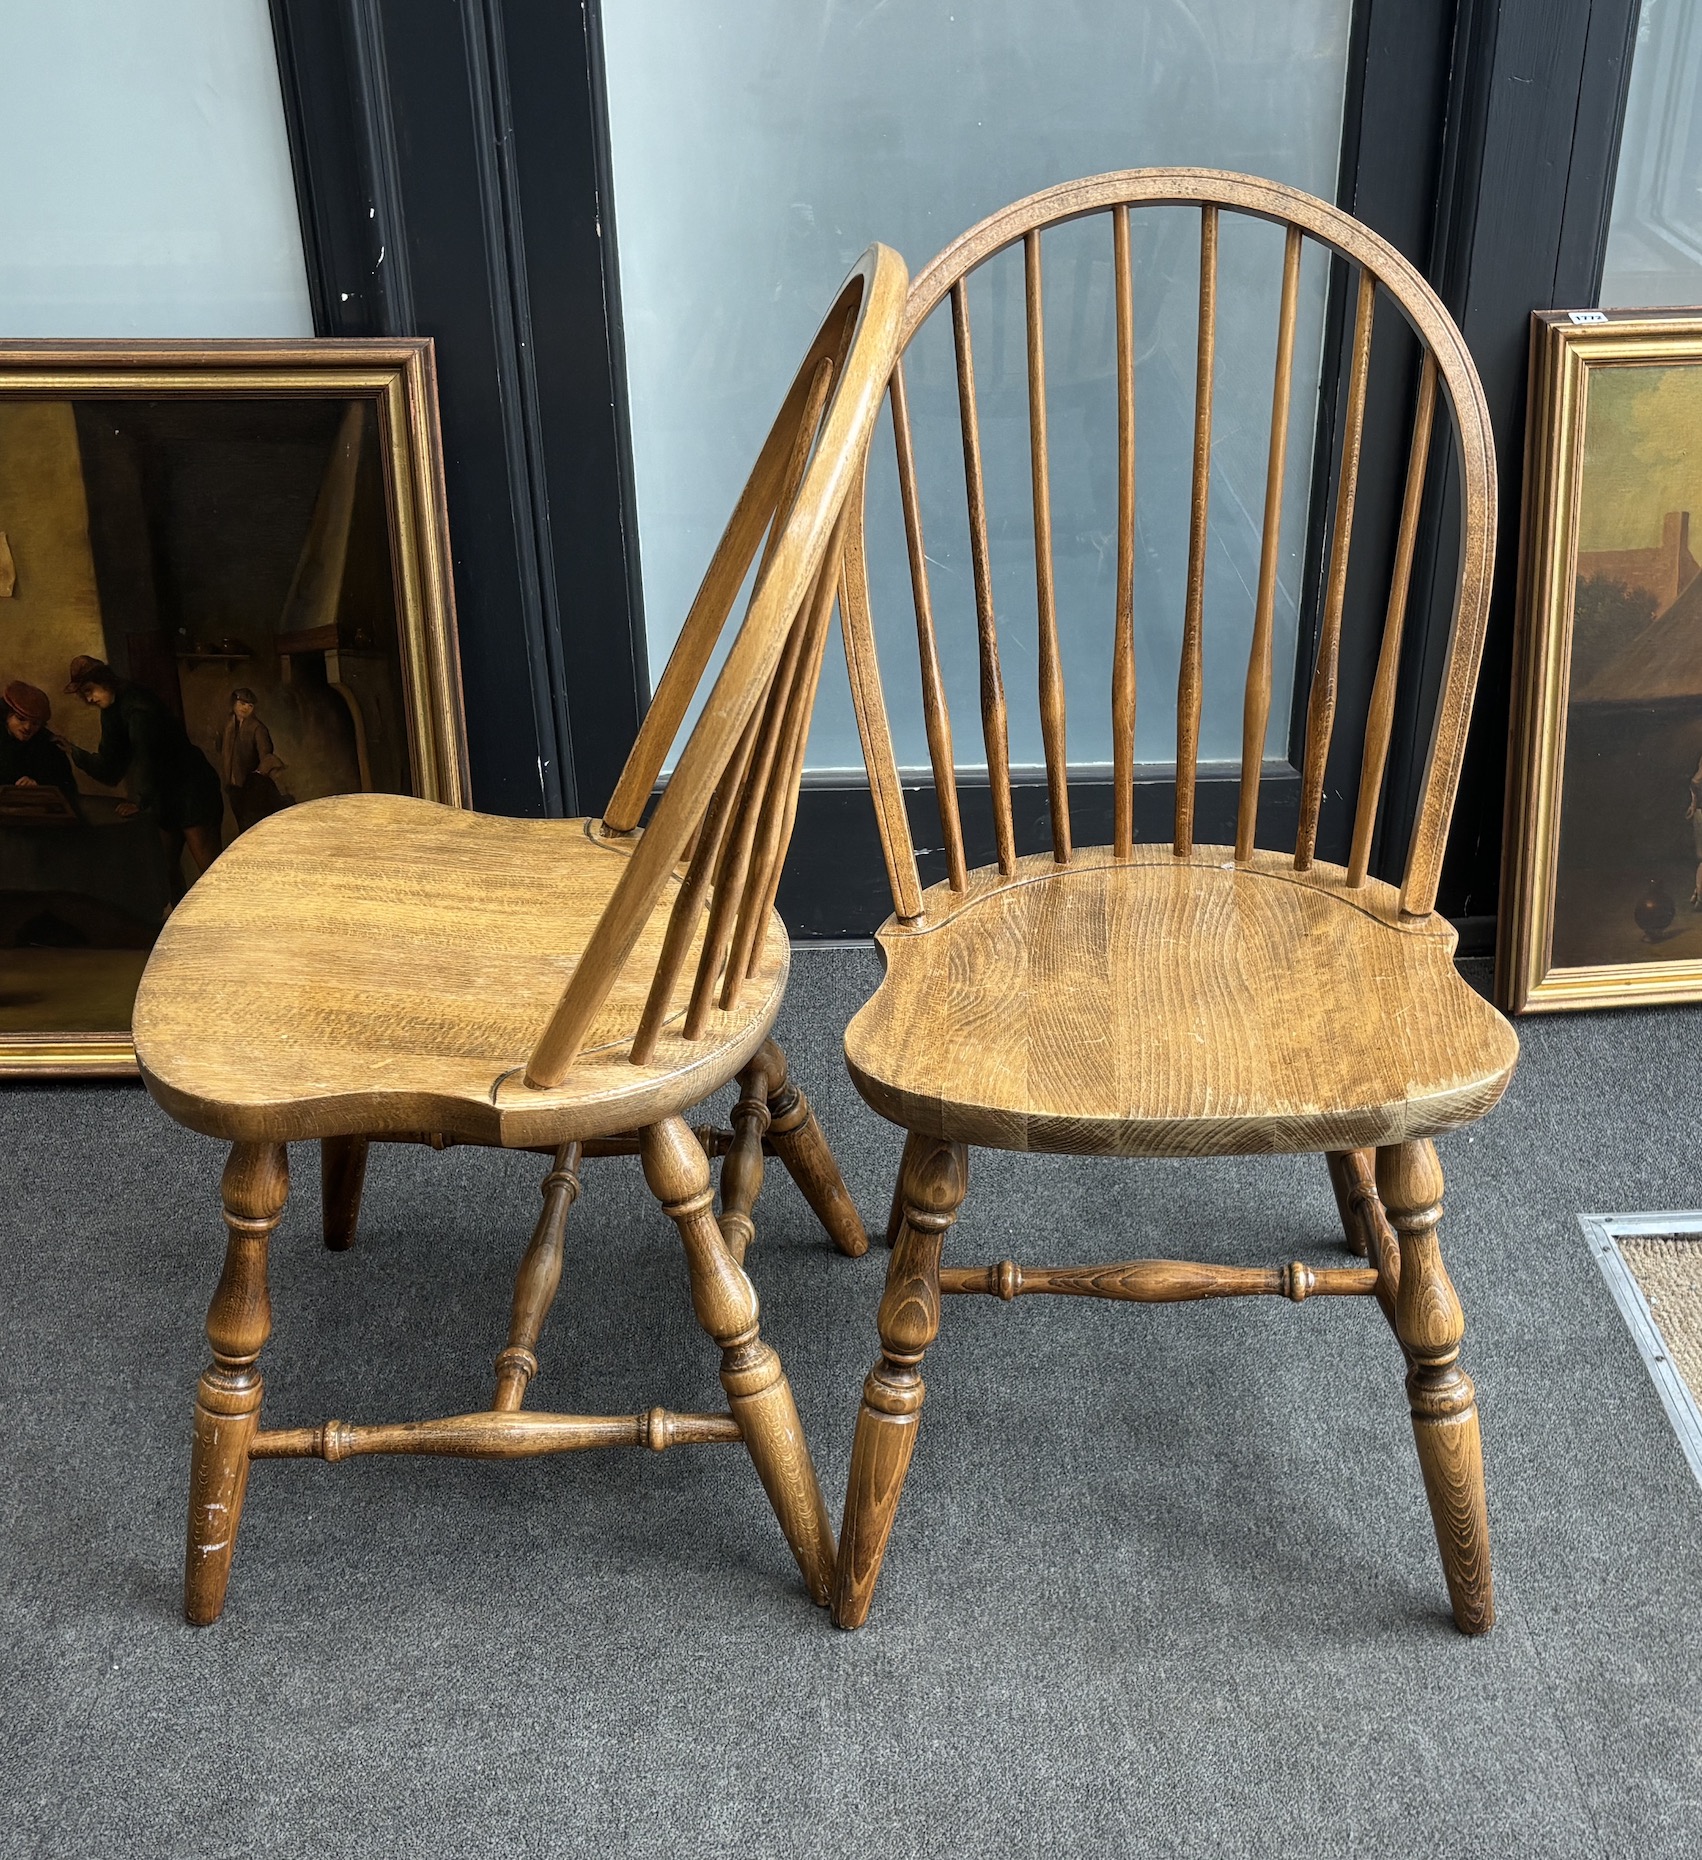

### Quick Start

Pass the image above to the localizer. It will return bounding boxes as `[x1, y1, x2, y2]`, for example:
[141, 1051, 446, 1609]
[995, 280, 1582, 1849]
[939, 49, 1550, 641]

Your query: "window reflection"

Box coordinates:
[604, 1, 1354, 769]
[1602, 0, 1702, 308]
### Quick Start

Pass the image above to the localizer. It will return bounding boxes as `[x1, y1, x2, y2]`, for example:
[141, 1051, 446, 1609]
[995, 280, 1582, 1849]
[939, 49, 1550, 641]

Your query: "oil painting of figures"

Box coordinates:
[0, 376, 458, 1069]
[1552, 361, 1702, 971]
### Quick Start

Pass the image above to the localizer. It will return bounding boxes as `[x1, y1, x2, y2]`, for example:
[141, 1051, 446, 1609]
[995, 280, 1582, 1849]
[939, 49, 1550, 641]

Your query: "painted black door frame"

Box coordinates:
[268, 0, 1641, 942]
[269, 0, 647, 820]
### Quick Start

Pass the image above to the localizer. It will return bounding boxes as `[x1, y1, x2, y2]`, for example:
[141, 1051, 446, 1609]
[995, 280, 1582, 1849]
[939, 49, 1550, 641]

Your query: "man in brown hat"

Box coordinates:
[0, 680, 79, 806]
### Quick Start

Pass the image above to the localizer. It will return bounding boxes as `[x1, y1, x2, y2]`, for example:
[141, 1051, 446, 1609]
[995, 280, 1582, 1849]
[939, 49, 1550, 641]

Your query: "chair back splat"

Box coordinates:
[524, 244, 907, 1089]
[839, 170, 1494, 926]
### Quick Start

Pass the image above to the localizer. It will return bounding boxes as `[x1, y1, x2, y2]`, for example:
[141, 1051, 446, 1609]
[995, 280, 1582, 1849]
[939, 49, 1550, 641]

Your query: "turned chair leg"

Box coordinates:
[833, 1132, 968, 1630]
[1326, 1149, 1376, 1257]
[320, 1135, 369, 1251]
[1377, 1139, 1494, 1635]
[186, 1141, 288, 1626]
[492, 1142, 583, 1411]
[641, 1116, 837, 1604]
[883, 1166, 905, 1248]
[719, 1058, 772, 1265]
[1326, 1148, 1403, 1339]
[760, 1039, 868, 1257]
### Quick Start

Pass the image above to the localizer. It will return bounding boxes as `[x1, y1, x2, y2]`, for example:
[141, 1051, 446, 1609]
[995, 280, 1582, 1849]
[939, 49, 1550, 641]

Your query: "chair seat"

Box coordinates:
[844, 845, 1518, 1158]
[133, 794, 788, 1147]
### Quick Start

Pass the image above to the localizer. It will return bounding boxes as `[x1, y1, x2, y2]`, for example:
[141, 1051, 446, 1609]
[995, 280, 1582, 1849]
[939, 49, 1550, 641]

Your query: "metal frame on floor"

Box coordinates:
[1579, 1210, 1702, 1488]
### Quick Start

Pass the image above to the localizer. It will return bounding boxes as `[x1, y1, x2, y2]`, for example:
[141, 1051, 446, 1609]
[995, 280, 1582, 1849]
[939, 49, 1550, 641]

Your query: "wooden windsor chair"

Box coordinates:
[132, 242, 907, 1625]
[830, 173, 1519, 1633]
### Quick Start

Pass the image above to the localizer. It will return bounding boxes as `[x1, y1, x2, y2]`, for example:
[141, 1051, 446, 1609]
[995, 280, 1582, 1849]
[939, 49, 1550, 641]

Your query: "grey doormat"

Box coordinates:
[1580, 1211, 1702, 1485]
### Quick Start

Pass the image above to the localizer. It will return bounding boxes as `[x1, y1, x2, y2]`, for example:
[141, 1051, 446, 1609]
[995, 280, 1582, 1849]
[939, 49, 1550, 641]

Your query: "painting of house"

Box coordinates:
[1551, 363, 1702, 970]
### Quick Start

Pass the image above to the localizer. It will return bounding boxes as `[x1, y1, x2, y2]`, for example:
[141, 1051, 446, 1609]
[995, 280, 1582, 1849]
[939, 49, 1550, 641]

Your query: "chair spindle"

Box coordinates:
[629, 712, 760, 1065]
[952, 278, 1017, 877]
[684, 630, 806, 1038]
[1175, 204, 1217, 858]
[1112, 204, 1138, 860]
[1236, 224, 1304, 863]
[1295, 268, 1377, 870]
[655, 355, 836, 1040]
[724, 522, 845, 998]
[738, 543, 844, 982]
[1348, 351, 1437, 886]
[891, 361, 967, 892]
[604, 351, 834, 835]
[1025, 230, 1070, 863]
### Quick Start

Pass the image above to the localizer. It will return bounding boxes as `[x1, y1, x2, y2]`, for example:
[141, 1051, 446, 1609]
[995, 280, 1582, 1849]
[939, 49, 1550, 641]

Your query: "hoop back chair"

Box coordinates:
[133, 243, 907, 1624]
[830, 173, 1519, 1631]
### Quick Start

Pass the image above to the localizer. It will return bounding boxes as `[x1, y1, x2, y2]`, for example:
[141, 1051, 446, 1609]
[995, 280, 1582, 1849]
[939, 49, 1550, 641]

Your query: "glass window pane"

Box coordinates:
[603, 0, 1354, 770]
[0, 0, 312, 337]
[1601, 0, 1702, 309]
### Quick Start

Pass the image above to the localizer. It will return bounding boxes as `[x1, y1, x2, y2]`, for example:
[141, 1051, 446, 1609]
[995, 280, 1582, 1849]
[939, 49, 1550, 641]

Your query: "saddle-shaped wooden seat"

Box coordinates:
[845, 846, 1518, 1158]
[137, 793, 789, 1149]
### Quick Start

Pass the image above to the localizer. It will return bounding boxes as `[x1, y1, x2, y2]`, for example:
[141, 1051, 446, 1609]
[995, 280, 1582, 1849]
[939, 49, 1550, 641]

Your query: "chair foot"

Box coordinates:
[833, 1133, 967, 1629]
[186, 1142, 288, 1626]
[320, 1135, 369, 1250]
[642, 1116, 837, 1603]
[760, 1039, 868, 1256]
[1377, 1139, 1494, 1635]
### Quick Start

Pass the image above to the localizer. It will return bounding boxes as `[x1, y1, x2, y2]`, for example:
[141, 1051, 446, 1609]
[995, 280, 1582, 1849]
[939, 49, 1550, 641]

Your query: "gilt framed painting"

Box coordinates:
[0, 341, 467, 1075]
[1501, 310, 1702, 1013]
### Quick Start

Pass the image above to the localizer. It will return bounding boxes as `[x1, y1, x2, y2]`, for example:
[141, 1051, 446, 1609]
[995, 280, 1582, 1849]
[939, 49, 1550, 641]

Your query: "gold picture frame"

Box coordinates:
[1501, 309, 1702, 1012]
[0, 341, 468, 1075]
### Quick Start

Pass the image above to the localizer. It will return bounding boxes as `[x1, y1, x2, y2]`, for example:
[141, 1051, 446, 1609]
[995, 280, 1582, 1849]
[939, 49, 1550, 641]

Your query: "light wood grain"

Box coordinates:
[136, 797, 791, 1148]
[142, 245, 907, 1625]
[844, 846, 1516, 1158]
[762, 1038, 870, 1257]
[251, 1408, 744, 1459]
[1380, 1140, 1494, 1634]
[892, 365, 965, 892]
[830, 175, 1507, 1636]
[1350, 353, 1438, 886]
[1296, 268, 1377, 871]
[1112, 204, 1138, 860]
[1025, 230, 1071, 861]
[839, 455, 928, 919]
[843, 167, 1498, 919]
[951, 280, 1017, 876]
[644, 1117, 838, 1604]
[728, 517, 844, 994]
[529, 248, 906, 1082]
[833, 1133, 968, 1630]
[938, 1257, 1379, 1301]
[1175, 204, 1218, 857]
[1237, 224, 1303, 861]
[491, 1142, 581, 1410]
[185, 1142, 287, 1625]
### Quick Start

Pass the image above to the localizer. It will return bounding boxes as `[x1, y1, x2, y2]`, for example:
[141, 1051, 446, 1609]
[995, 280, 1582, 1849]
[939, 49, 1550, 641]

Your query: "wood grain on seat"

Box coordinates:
[134, 793, 788, 1149]
[844, 846, 1517, 1157]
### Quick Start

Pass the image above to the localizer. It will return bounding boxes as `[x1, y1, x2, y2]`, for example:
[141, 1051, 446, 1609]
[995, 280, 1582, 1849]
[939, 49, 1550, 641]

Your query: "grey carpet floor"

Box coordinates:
[3, 948, 1701, 1858]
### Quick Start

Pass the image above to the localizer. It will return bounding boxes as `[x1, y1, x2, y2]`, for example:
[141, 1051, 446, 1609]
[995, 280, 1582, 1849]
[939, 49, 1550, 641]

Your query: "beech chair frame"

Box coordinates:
[134, 244, 908, 1626]
[829, 172, 1517, 1634]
